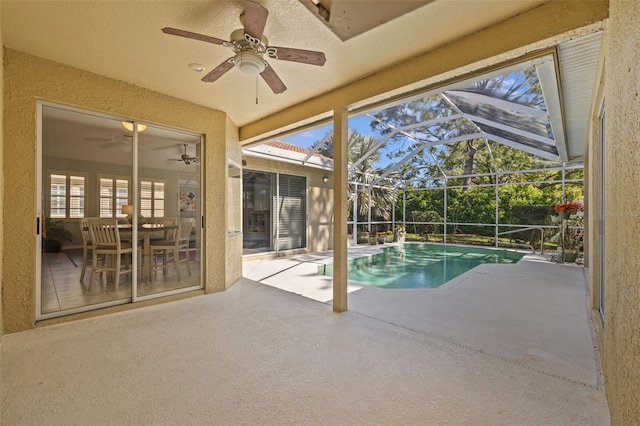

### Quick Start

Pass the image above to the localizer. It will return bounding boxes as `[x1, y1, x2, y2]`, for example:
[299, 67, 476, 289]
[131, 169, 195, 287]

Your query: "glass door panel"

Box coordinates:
[136, 126, 202, 297]
[243, 170, 275, 254]
[40, 105, 134, 316]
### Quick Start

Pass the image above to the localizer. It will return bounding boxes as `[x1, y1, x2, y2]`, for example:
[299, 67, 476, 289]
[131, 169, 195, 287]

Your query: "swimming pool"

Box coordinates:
[319, 243, 525, 289]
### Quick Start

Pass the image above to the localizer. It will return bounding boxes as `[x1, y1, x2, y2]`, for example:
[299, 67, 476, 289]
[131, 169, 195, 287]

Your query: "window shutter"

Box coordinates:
[154, 182, 165, 217]
[115, 179, 129, 217]
[140, 180, 153, 218]
[277, 174, 307, 250]
[140, 180, 165, 218]
[99, 178, 113, 217]
[50, 174, 67, 218]
[69, 175, 85, 218]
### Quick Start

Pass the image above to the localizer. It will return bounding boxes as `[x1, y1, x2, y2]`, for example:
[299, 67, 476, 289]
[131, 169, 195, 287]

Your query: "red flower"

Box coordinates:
[551, 201, 584, 214]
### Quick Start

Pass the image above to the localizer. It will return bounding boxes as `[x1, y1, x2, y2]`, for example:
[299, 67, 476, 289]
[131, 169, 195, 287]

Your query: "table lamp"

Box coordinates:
[121, 205, 134, 222]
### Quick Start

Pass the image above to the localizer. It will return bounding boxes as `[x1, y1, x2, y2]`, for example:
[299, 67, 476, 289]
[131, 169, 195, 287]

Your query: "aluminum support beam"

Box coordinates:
[302, 131, 331, 164]
[444, 90, 549, 119]
[353, 182, 358, 243]
[350, 113, 463, 173]
[370, 132, 485, 186]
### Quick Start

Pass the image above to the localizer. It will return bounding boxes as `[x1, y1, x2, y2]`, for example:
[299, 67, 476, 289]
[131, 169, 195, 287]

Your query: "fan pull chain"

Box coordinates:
[255, 75, 259, 105]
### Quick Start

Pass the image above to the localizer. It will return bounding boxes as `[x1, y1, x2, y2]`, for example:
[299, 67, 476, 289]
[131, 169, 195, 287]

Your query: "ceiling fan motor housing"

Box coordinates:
[228, 29, 268, 74]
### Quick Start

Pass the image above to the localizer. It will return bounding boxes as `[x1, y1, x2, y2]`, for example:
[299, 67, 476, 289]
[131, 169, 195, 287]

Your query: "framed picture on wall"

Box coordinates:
[178, 191, 196, 212]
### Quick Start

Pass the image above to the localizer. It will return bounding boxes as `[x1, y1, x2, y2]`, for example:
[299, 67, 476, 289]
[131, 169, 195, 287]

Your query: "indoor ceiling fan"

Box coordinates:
[161, 0, 326, 94]
[168, 144, 197, 165]
[83, 135, 132, 149]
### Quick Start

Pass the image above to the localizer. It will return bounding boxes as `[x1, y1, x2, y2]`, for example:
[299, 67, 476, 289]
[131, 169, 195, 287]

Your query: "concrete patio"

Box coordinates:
[1, 247, 609, 425]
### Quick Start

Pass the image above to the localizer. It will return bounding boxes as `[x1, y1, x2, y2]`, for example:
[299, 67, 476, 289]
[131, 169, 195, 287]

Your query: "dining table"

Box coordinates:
[118, 222, 178, 281]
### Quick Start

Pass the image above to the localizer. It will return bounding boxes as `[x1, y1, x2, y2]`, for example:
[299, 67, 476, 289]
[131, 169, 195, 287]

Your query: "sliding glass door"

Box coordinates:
[242, 170, 307, 254]
[38, 103, 202, 320]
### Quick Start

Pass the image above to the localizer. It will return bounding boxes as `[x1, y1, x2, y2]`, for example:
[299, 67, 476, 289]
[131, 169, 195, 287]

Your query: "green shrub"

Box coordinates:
[44, 218, 73, 253]
[408, 210, 442, 236]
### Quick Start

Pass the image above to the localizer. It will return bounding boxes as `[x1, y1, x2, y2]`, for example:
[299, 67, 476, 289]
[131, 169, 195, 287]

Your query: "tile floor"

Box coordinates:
[41, 249, 201, 314]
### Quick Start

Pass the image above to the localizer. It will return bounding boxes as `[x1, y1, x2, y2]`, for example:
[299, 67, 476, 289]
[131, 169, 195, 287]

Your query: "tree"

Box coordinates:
[310, 130, 396, 230]
[313, 66, 583, 237]
[369, 67, 547, 190]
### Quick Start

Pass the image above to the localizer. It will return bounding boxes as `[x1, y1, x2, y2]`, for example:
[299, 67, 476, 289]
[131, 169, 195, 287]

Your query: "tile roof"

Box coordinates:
[265, 140, 310, 155]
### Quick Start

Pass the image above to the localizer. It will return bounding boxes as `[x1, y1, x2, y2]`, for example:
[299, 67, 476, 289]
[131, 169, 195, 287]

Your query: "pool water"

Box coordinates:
[319, 243, 525, 289]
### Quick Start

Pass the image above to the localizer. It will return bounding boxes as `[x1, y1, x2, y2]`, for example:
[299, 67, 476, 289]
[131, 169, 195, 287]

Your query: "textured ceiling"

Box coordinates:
[1, 0, 548, 127]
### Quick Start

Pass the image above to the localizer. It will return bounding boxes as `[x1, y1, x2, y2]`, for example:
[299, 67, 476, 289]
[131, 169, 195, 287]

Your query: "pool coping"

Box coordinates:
[242, 242, 550, 303]
[319, 242, 527, 289]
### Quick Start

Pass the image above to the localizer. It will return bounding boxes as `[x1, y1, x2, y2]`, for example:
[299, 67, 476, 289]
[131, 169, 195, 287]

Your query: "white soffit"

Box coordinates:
[557, 31, 604, 161]
[536, 55, 566, 162]
[244, 144, 333, 170]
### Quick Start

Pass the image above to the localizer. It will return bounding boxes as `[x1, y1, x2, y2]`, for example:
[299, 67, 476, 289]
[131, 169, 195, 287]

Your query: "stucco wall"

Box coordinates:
[597, 0, 640, 423]
[2, 48, 240, 333]
[242, 154, 333, 253]
[225, 116, 243, 288]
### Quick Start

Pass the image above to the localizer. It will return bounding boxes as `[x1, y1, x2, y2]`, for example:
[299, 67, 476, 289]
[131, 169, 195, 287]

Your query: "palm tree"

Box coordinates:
[310, 130, 396, 230]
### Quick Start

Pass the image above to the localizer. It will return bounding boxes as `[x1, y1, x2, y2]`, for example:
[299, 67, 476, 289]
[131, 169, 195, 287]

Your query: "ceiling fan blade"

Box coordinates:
[260, 64, 287, 94]
[266, 46, 326, 66]
[150, 145, 180, 151]
[201, 59, 235, 83]
[161, 27, 228, 45]
[243, 0, 269, 40]
[99, 142, 125, 149]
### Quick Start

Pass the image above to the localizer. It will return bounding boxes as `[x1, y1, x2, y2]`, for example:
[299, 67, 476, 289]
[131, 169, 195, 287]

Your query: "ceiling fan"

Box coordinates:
[161, 0, 326, 94]
[168, 144, 197, 165]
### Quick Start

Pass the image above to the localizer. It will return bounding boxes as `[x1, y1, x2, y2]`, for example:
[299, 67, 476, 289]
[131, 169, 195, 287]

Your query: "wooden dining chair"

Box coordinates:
[150, 216, 177, 241]
[177, 217, 194, 275]
[87, 218, 139, 291]
[149, 217, 193, 280]
[79, 217, 95, 284]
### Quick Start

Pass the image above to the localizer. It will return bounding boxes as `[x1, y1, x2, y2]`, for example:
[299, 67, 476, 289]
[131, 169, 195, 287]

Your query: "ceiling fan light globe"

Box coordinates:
[121, 121, 147, 132]
[234, 51, 266, 75]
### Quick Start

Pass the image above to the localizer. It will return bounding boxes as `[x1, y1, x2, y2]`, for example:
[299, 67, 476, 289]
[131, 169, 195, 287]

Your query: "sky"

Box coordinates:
[279, 113, 455, 174]
[281, 114, 404, 170]
[281, 115, 373, 150]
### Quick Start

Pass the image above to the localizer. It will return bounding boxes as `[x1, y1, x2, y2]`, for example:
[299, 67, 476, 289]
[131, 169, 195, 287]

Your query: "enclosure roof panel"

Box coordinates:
[247, 31, 601, 184]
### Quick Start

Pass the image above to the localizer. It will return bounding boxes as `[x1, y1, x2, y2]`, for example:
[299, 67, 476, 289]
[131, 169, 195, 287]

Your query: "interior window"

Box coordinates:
[98, 175, 130, 218]
[48, 171, 87, 218]
[140, 179, 166, 218]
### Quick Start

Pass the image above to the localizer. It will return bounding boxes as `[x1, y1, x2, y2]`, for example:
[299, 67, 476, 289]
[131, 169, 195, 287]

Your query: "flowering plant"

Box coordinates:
[564, 228, 584, 251]
[551, 201, 584, 214]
